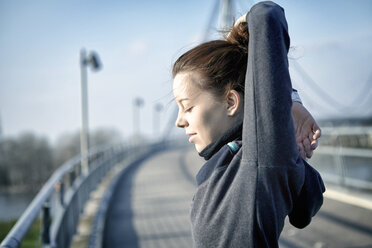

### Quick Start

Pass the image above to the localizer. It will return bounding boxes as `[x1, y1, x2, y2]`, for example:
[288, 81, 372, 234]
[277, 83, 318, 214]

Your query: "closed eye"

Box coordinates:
[184, 106, 193, 113]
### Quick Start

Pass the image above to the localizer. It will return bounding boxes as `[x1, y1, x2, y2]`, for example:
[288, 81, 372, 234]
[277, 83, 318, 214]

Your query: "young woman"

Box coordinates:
[172, 1, 325, 247]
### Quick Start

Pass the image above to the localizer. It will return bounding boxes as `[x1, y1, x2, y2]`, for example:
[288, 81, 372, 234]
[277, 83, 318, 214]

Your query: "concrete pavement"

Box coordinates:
[103, 148, 200, 248]
[103, 147, 372, 248]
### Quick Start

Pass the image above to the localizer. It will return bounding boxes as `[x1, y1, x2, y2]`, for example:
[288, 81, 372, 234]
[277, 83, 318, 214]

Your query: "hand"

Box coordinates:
[227, 13, 248, 39]
[291, 102, 321, 159]
[234, 13, 247, 27]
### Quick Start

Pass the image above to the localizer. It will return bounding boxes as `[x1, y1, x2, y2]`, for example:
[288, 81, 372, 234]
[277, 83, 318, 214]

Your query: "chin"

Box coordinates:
[194, 144, 205, 153]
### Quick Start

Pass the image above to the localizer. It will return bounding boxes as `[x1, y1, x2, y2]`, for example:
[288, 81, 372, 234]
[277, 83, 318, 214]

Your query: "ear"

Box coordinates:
[225, 90, 241, 116]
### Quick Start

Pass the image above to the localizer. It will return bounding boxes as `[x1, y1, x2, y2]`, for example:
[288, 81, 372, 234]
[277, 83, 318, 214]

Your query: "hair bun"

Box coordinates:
[226, 22, 249, 53]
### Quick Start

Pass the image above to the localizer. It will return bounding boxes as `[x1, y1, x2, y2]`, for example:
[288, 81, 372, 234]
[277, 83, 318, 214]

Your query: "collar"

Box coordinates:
[198, 122, 243, 160]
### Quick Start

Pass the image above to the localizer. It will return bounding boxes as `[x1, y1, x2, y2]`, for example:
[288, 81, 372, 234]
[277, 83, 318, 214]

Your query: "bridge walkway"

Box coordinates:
[103, 148, 200, 247]
[104, 147, 372, 248]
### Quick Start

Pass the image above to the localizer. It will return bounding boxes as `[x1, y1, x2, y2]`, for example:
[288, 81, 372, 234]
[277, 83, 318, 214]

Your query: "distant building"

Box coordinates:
[319, 116, 372, 127]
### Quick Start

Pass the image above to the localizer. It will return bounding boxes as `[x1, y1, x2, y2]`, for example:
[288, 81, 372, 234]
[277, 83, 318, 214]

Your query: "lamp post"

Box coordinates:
[153, 103, 163, 139]
[80, 48, 101, 175]
[133, 97, 144, 137]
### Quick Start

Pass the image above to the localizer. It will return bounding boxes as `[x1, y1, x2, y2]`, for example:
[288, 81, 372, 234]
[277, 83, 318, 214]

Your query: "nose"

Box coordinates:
[175, 109, 188, 128]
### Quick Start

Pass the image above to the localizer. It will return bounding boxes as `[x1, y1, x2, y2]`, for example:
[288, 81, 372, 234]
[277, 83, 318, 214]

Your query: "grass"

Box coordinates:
[0, 218, 42, 248]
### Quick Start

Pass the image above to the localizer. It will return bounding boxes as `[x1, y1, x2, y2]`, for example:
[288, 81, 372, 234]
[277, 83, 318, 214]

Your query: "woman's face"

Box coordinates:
[173, 72, 235, 152]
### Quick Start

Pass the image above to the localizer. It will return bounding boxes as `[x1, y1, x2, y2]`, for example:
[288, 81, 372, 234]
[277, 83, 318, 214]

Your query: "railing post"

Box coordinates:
[1, 142, 149, 248]
[335, 133, 346, 186]
[60, 182, 65, 207]
[42, 202, 51, 247]
[70, 170, 76, 187]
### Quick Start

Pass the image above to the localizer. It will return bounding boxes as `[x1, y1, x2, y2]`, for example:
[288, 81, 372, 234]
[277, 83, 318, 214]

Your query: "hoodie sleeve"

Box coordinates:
[242, 1, 298, 165]
[242, 1, 325, 245]
[289, 160, 326, 228]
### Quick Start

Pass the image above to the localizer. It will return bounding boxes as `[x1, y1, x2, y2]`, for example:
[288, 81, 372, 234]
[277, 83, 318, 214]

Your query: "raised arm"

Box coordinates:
[242, 2, 325, 236]
[242, 1, 298, 165]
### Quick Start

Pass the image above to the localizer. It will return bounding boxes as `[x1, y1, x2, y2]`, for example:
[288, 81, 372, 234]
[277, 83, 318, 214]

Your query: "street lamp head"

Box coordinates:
[155, 103, 163, 112]
[134, 97, 144, 107]
[88, 51, 101, 71]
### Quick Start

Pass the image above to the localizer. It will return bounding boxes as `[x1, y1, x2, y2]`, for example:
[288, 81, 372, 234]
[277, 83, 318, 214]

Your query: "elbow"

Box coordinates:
[247, 1, 290, 50]
[248, 1, 285, 26]
[288, 161, 326, 228]
[289, 215, 311, 229]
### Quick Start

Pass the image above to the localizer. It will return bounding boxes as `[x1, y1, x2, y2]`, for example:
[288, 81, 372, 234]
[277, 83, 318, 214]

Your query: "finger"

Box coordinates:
[297, 143, 306, 160]
[234, 13, 247, 27]
[308, 130, 314, 141]
[300, 149, 306, 160]
[311, 140, 318, 150]
[228, 14, 247, 39]
[310, 139, 318, 150]
[306, 150, 313, 159]
[313, 127, 321, 140]
[303, 138, 312, 158]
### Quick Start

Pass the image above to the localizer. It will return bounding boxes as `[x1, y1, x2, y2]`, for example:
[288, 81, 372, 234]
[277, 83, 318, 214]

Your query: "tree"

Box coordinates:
[0, 128, 123, 192]
[53, 128, 123, 167]
[0, 132, 53, 191]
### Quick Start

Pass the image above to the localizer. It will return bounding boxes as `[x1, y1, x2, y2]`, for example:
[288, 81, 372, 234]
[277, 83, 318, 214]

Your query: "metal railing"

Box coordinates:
[0, 141, 168, 248]
[310, 126, 372, 190]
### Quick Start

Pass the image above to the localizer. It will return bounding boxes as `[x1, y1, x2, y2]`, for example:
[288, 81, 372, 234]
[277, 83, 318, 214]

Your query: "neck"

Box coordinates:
[198, 121, 243, 160]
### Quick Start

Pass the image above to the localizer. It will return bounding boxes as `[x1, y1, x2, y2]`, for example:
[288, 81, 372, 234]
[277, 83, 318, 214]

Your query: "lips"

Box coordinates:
[186, 133, 197, 143]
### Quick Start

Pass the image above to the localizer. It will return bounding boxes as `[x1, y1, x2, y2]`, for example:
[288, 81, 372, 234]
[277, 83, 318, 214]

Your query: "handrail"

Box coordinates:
[0, 142, 127, 248]
[321, 126, 372, 135]
[311, 126, 372, 191]
[316, 146, 372, 158]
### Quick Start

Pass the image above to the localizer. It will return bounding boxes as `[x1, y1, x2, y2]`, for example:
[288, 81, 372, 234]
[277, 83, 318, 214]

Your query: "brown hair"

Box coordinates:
[172, 22, 249, 99]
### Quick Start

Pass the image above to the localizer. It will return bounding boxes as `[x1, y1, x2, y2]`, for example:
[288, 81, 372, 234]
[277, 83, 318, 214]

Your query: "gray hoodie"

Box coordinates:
[190, 2, 325, 247]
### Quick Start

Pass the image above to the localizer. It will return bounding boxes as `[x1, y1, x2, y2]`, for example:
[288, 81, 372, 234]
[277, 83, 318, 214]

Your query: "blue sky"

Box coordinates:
[1, 0, 372, 142]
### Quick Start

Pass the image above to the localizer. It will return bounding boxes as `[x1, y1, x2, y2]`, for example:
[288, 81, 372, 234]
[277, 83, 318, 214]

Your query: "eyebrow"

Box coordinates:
[178, 98, 190, 103]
